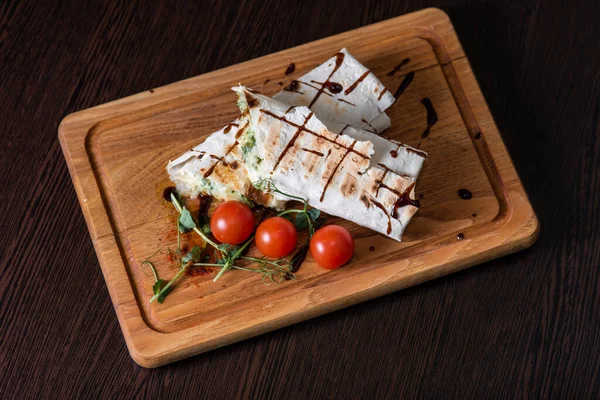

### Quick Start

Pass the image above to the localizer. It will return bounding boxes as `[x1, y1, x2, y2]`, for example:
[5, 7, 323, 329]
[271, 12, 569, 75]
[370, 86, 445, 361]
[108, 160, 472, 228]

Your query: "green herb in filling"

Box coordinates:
[240, 194, 256, 208]
[199, 177, 215, 192]
[236, 97, 248, 113]
[241, 128, 256, 160]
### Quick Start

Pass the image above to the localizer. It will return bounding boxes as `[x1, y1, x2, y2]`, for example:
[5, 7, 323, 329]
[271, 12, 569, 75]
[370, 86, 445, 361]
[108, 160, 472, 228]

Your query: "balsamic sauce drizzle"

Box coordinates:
[235, 121, 249, 139]
[308, 52, 345, 108]
[324, 82, 344, 94]
[391, 182, 420, 218]
[294, 80, 319, 91]
[202, 122, 249, 178]
[368, 196, 392, 234]
[298, 80, 355, 106]
[301, 148, 325, 157]
[259, 109, 369, 160]
[344, 70, 370, 95]
[404, 145, 428, 157]
[203, 141, 238, 178]
[387, 58, 410, 76]
[375, 165, 390, 197]
[162, 186, 177, 202]
[290, 243, 309, 273]
[271, 112, 313, 173]
[223, 122, 239, 134]
[319, 140, 356, 202]
[390, 141, 427, 158]
[338, 124, 350, 135]
[285, 63, 295, 75]
[361, 118, 378, 134]
[393, 71, 415, 99]
[333, 124, 350, 145]
[311, 80, 343, 94]
[417, 97, 438, 148]
[375, 163, 413, 198]
[283, 80, 303, 94]
[458, 189, 472, 200]
[364, 162, 420, 235]
[198, 193, 212, 221]
[377, 88, 388, 101]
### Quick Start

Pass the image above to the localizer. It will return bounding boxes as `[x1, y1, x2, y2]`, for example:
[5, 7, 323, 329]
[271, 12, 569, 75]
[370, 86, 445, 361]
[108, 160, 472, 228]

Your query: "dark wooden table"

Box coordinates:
[2, 0, 599, 398]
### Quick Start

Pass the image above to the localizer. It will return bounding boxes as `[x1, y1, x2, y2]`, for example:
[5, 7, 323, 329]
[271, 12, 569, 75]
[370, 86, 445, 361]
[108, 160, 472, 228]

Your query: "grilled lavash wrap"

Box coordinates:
[167, 49, 426, 210]
[234, 86, 422, 242]
[274, 48, 395, 135]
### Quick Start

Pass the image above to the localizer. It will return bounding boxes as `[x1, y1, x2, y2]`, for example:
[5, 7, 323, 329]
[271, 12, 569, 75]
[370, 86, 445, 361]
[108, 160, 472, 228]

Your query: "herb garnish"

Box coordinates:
[254, 178, 321, 236]
[147, 245, 203, 303]
[148, 183, 321, 303]
[140, 252, 170, 303]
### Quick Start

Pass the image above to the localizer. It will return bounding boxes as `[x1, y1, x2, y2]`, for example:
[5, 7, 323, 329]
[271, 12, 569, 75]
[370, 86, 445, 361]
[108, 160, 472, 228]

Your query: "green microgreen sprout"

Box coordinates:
[148, 183, 321, 303]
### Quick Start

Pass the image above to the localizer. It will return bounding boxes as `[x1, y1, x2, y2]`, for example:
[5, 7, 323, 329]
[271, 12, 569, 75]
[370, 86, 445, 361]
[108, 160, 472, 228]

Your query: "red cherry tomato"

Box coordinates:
[210, 201, 255, 245]
[255, 217, 298, 258]
[309, 225, 354, 269]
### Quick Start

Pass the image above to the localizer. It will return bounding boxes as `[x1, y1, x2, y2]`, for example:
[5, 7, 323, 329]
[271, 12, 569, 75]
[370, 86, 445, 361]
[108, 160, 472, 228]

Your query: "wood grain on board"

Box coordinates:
[5, 0, 600, 397]
[58, 8, 538, 367]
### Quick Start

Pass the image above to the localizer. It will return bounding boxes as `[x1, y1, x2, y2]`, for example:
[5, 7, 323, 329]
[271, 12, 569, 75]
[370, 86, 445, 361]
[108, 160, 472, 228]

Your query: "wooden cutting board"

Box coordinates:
[59, 8, 539, 367]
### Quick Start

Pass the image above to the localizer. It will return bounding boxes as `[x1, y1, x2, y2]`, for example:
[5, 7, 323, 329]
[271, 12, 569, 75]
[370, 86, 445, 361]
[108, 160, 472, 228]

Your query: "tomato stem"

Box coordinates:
[192, 226, 220, 252]
[213, 263, 230, 282]
[193, 263, 273, 274]
[213, 235, 255, 283]
[240, 256, 285, 267]
[149, 261, 191, 303]
[171, 192, 222, 252]
[276, 209, 303, 217]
